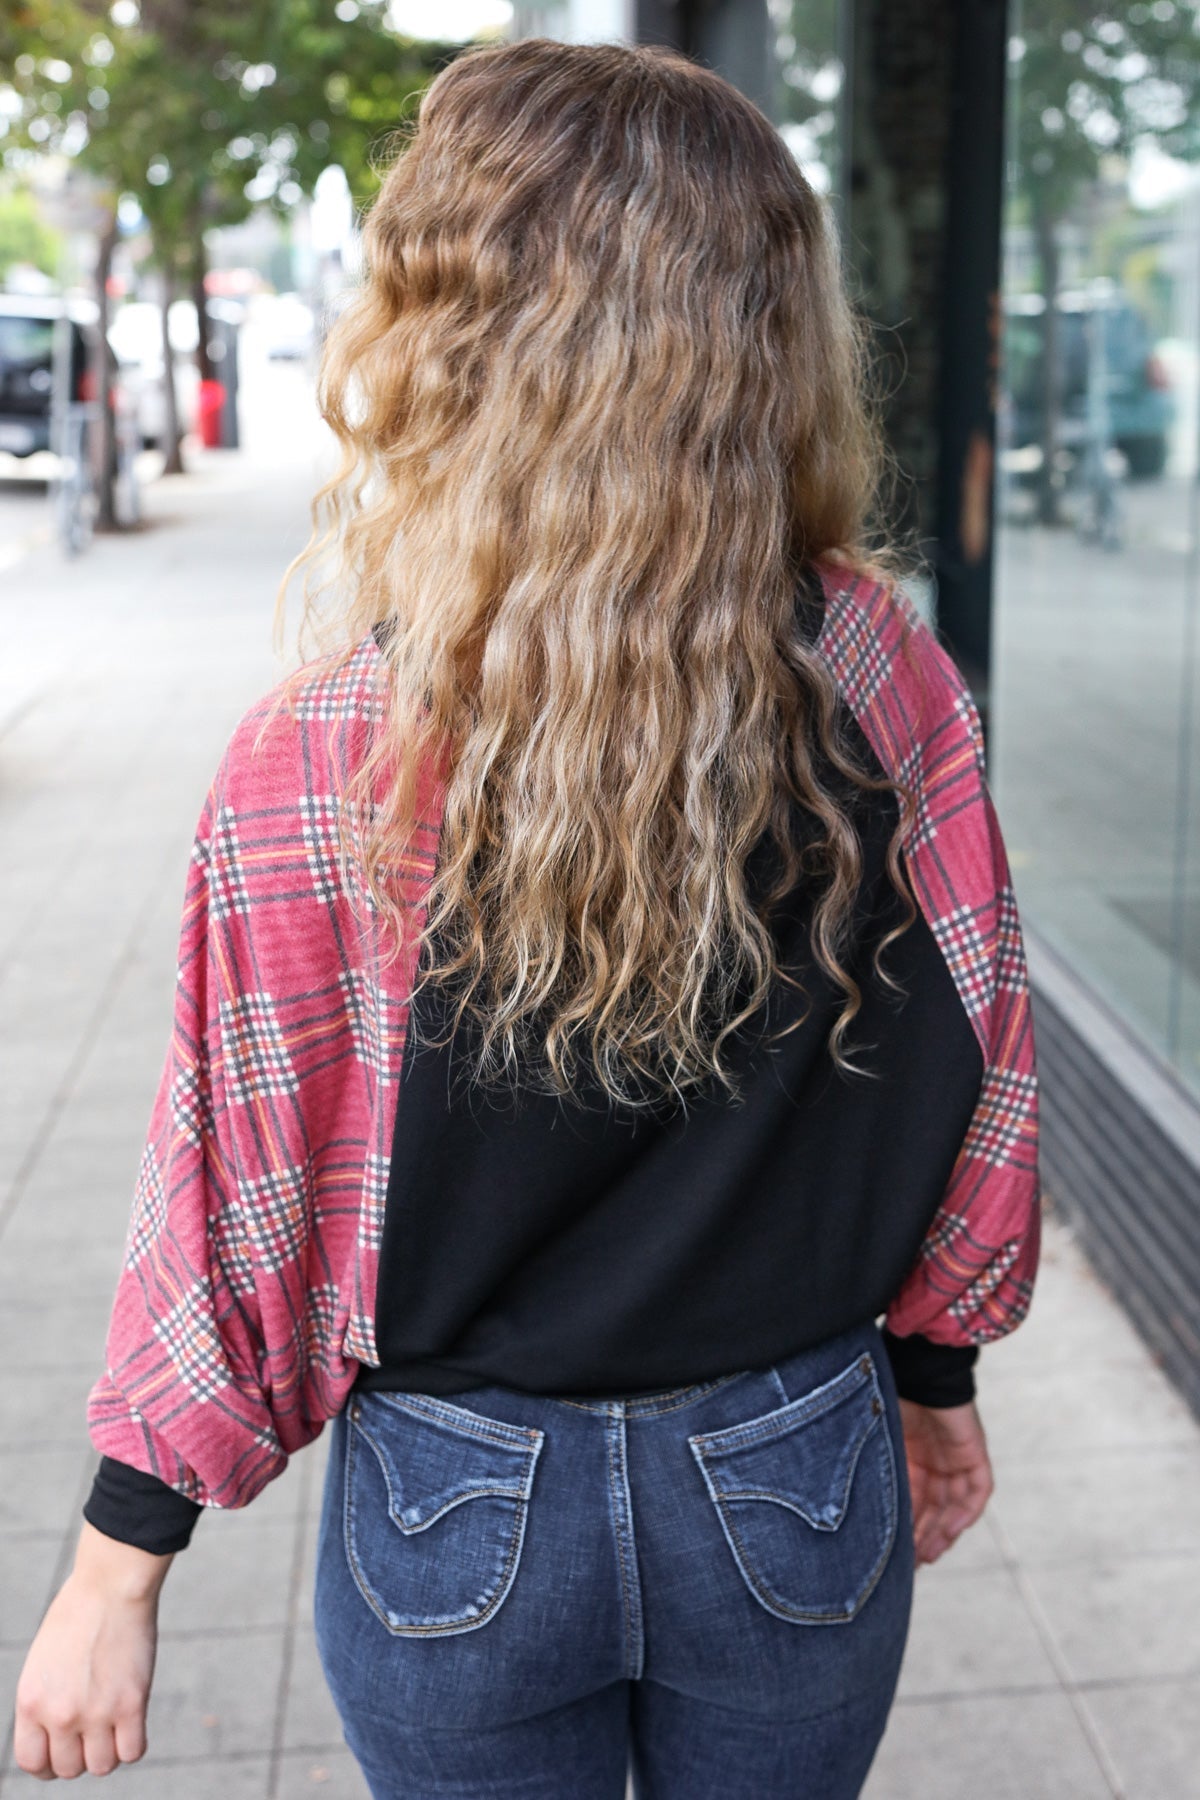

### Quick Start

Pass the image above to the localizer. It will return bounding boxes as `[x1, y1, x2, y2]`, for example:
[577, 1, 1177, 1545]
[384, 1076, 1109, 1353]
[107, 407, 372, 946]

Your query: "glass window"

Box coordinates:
[994, 2, 1200, 1096]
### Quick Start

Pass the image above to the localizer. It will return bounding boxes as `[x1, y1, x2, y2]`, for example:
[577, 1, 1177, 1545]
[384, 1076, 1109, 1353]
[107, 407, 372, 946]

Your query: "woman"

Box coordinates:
[13, 36, 1040, 1798]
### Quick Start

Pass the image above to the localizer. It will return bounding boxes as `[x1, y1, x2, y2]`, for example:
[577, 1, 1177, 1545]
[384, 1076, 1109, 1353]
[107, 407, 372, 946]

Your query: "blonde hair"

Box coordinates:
[276, 36, 924, 1115]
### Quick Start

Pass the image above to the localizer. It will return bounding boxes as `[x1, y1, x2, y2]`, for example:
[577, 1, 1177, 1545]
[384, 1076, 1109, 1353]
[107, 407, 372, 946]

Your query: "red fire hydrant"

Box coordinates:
[196, 378, 226, 448]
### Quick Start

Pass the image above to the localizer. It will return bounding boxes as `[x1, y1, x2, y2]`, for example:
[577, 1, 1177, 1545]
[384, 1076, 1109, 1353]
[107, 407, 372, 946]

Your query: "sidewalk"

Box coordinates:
[1, 390, 1198, 1798]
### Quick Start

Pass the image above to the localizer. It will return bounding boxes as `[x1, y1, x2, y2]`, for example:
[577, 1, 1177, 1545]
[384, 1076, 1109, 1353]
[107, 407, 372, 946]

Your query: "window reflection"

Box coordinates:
[995, 1, 1200, 1092]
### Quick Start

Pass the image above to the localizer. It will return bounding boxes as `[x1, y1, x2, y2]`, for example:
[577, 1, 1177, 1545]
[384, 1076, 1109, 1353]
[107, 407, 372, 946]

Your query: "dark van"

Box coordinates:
[0, 294, 94, 458]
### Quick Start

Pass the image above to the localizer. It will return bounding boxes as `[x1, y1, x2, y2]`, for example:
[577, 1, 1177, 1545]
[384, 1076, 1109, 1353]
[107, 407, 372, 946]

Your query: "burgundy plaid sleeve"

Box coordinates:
[815, 561, 1042, 1354]
[84, 640, 444, 1511]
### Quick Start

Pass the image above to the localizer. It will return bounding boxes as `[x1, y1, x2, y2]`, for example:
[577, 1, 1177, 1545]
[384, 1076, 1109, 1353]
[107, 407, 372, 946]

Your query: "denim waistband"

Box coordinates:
[551, 1368, 755, 1417]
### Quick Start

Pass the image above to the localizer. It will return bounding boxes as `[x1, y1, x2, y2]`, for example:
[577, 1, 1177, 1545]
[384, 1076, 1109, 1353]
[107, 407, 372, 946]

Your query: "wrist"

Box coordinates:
[72, 1518, 175, 1604]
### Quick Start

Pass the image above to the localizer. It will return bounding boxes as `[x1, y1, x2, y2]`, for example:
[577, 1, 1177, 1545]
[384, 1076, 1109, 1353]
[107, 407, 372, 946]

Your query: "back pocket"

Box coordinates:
[344, 1390, 545, 1637]
[687, 1350, 897, 1625]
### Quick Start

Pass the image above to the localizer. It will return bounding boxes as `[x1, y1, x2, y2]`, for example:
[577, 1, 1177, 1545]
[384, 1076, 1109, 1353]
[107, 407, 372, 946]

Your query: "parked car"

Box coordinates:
[107, 299, 201, 449]
[0, 293, 94, 458]
[1003, 288, 1174, 479]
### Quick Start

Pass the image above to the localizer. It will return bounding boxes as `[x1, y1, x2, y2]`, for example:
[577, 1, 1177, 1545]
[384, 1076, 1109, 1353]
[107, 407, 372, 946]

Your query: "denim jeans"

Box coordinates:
[313, 1314, 915, 1799]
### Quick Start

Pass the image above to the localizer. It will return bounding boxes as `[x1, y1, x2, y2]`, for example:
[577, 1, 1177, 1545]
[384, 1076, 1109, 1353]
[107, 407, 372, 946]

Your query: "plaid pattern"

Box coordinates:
[813, 565, 1042, 1347]
[86, 635, 443, 1507]
[87, 561, 1039, 1513]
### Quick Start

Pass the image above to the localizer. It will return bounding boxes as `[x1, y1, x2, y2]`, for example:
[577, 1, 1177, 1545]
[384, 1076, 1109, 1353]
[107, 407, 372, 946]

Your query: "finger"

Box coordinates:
[83, 1723, 120, 1777]
[46, 1728, 86, 1781]
[114, 1706, 148, 1765]
[11, 1711, 54, 1779]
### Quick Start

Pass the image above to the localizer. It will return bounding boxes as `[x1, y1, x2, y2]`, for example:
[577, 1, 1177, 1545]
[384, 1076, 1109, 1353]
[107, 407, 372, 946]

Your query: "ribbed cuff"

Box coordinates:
[880, 1327, 979, 1408]
[82, 1456, 204, 1555]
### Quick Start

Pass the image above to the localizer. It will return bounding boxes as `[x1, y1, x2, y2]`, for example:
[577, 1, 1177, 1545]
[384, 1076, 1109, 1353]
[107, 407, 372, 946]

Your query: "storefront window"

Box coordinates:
[994, 2, 1200, 1096]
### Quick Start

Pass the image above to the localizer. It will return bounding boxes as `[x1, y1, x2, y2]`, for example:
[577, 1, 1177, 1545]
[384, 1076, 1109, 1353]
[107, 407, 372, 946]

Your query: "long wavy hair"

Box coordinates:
[274, 35, 927, 1115]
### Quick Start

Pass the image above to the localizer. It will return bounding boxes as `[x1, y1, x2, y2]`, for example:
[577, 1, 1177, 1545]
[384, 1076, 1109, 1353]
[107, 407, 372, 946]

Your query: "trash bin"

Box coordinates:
[196, 378, 226, 448]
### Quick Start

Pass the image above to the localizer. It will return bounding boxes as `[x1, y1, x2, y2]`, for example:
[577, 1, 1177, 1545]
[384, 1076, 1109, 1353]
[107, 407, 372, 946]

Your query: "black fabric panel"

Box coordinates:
[358, 585, 985, 1404]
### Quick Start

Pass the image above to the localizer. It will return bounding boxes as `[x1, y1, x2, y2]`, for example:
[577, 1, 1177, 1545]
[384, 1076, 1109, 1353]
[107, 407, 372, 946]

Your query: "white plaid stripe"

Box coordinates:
[152, 1280, 231, 1401]
[929, 904, 994, 1020]
[994, 888, 1028, 991]
[948, 1237, 1025, 1331]
[304, 1282, 340, 1369]
[299, 794, 344, 906]
[954, 688, 986, 767]
[357, 1151, 390, 1252]
[961, 1065, 1037, 1166]
[817, 602, 892, 709]
[218, 992, 298, 1105]
[209, 1201, 257, 1296]
[235, 1164, 310, 1272]
[169, 1061, 213, 1148]
[292, 648, 386, 722]
[340, 968, 384, 1071]
[207, 805, 251, 920]
[344, 1311, 373, 1362]
[895, 744, 939, 853]
[123, 1145, 168, 1270]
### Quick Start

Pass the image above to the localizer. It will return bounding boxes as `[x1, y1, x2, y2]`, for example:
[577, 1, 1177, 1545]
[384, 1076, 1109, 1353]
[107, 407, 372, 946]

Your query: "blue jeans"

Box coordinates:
[313, 1315, 915, 1799]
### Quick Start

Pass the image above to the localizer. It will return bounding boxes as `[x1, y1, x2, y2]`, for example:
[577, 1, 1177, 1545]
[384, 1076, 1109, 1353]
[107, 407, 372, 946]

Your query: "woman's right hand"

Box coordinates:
[12, 1522, 172, 1780]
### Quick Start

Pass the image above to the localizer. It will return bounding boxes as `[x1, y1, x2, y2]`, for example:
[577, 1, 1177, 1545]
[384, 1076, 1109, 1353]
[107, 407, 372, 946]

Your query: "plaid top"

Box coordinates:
[85, 558, 1041, 1511]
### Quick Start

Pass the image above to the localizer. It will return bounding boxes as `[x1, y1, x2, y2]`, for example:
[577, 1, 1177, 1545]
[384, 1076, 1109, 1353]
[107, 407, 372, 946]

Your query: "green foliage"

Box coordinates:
[0, 182, 61, 280]
[0, 0, 458, 262]
[1010, 4, 1200, 226]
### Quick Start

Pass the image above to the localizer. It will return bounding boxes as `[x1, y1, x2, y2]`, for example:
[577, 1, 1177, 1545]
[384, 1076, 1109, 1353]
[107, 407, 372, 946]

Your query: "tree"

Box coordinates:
[1, 2, 456, 508]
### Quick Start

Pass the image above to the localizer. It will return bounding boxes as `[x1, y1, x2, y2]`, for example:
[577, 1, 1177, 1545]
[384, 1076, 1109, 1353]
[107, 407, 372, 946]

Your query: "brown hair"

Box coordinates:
[276, 36, 922, 1114]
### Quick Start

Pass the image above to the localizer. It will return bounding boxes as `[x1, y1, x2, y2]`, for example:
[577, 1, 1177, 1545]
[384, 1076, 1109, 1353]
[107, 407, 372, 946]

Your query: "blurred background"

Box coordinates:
[2, 3, 1200, 1797]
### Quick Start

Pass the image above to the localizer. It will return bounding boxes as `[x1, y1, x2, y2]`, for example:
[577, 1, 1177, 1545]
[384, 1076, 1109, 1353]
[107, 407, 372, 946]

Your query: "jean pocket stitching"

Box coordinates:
[686, 1356, 899, 1625]
[342, 1397, 543, 1638]
[686, 1352, 877, 1458]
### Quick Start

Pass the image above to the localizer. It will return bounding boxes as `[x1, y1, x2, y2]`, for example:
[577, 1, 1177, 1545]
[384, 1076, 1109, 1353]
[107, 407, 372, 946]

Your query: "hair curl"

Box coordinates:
[273, 35, 928, 1115]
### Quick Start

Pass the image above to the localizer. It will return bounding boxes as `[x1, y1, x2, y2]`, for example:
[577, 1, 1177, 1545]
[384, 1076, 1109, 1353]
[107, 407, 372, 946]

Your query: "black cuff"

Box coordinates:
[82, 1456, 204, 1555]
[880, 1327, 979, 1408]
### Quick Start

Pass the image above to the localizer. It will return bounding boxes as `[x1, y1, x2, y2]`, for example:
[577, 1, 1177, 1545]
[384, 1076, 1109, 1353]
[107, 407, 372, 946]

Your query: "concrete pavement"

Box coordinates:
[1, 376, 1198, 1797]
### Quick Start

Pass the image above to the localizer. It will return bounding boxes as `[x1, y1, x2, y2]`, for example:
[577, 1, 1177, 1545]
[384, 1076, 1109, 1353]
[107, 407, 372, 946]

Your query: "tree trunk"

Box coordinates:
[1033, 202, 1064, 528]
[191, 229, 214, 387]
[159, 262, 185, 475]
[92, 209, 120, 532]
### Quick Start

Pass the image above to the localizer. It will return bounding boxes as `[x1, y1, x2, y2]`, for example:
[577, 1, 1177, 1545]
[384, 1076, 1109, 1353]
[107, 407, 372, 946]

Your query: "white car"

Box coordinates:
[107, 300, 201, 449]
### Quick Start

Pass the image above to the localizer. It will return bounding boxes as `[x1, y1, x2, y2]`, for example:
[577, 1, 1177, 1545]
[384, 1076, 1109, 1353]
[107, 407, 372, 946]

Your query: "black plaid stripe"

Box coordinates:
[994, 888, 1029, 991]
[303, 1281, 340, 1368]
[207, 804, 252, 920]
[209, 1202, 257, 1296]
[170, 1060, 214, 1148]
[236, 1165, 310, 1272]
[339, 968, 385, 1070]
[357, 1151, 390, 1252]
[948, 1237, 1023, 1327]
[151, 1280, 231, 1401]
[952, 690, 987, 768]
[124, 1145, 168, 1269]
[962, 1065, 1038, 1166]
[299, 794, 345, 906]
[817, 586, 892, 708]
[895, 744, 940, 853]
[292, 646, 387, 722]
[929, 903, 994, 1021]
[913, 1207, 968, 1256]
[345, 1308, 374, 1363]
[218, 992, 299, 1104]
